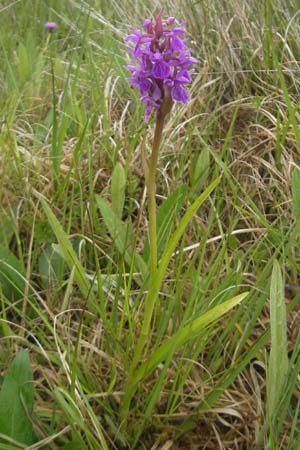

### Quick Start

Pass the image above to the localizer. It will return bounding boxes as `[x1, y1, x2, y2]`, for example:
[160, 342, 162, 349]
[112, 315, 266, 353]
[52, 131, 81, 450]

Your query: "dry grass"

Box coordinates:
[0, 1, 300, 449]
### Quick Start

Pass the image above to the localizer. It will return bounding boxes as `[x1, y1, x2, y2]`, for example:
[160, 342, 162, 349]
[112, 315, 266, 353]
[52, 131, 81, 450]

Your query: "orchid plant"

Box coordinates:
[121, 12, 197, 418]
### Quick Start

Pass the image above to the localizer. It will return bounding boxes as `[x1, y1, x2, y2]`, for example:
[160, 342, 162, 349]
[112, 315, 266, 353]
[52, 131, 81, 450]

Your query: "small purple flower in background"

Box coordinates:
[125, 11, 197, 121]
[44, 21, 57, 32]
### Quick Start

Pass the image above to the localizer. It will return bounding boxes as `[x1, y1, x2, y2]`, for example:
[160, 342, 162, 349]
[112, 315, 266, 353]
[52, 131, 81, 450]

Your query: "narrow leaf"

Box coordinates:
[111, 162, 126, 219]
[138, 293, 247, 381]
[272, 49, 300, 152]
[143, 176, 221, 328]
[143, 184, 187, 261]
[18, 43, 30, 82]
[38, 242, 65, 288]
[54, 388, 109, 450]
[190, 147, 210, 191]
[157, 177, 220, 289]
[0, 210, 14, 246]
[292, 167, 300, 232]
[96, 196, 147, 277]
[268, 260, 288, 415]
[42, 200, 94, 303]
[0, 243, 26, 300]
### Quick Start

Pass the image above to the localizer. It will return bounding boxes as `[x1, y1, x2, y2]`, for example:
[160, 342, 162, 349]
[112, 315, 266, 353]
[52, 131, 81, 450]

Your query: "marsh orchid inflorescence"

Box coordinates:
[125, 12, 197, 121]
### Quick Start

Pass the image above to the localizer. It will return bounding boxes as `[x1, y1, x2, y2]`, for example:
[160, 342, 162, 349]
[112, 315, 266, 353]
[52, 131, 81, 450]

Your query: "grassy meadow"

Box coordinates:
[0, 0, 300, 448]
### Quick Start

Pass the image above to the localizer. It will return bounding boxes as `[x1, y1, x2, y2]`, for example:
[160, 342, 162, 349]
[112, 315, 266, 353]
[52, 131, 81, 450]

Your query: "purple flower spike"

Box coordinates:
[44, 21, 57, 32]
[125, 13, 197, 121]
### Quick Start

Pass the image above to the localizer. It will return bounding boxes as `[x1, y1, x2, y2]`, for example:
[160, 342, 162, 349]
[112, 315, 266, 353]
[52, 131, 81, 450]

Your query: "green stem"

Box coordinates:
[148, 113, 165, 276]
[121, 112, 165, 419]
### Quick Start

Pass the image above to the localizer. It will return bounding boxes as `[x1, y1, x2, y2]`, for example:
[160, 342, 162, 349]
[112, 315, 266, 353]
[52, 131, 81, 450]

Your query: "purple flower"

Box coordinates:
[44, 21, 57, 32]
[125, 12, 197, 121]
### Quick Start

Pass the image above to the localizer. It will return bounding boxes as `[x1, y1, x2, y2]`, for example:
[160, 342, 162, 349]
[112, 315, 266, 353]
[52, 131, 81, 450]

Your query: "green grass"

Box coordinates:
[0, 0, 300, 448]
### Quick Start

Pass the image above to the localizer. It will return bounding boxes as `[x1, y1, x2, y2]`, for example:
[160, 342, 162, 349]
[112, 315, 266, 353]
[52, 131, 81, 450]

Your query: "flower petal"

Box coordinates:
[140, 78, 151, 94]
[164, 78, 174, 87]
[152, 61, 171, 79]
[166, 17, 175, 25]
[171, 36, 185, 51]
[175, 69, 192, 83]
[171, 84, 189, 103]
[152, 82, 163, 101]
[143, 19, 151, 29]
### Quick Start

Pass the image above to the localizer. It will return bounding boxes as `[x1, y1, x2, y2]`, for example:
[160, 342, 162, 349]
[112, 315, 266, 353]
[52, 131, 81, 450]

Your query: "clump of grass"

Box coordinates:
[0, 1, 300, 449]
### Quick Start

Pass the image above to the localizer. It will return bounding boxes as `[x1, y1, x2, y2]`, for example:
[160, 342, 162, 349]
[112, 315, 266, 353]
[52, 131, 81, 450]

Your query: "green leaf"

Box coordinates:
[111, 162, 126, 219]
[62, 442, 84, 450]
[0, 445, 23, 449]
[143, 184, 187, 261]
[292, 167, 300, 232]
[272, 48, 300, 153]
[18, 43, 30, 83]
[267, 260, 288, 416]
[0, 350, 34, 445]
[96, 196, 147, 277]
[156, 177, 221, 295]
[54, 388, 109, 450]
[0, 210, 14, 246]
[0, 243, 25, 300]
[104, 414, 127, 447]
[38, 242, 65, 288]
[190, 147, 210, 192]
[138, 292, 248, 381]
[121, 177, 221, 416]
[41, 200, 95, 304]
